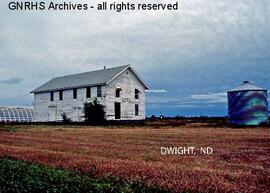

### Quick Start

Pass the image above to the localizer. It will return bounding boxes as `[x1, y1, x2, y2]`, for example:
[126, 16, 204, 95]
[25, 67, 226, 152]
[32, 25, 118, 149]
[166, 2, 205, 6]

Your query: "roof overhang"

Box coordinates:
[227, 89, 267, 93]
[30, 83, 107, 94]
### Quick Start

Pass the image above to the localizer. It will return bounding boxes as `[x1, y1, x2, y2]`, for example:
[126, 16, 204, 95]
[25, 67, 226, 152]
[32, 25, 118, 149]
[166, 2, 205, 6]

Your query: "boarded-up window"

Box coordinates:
[97, 86, 102, 97]
[115, 89, 121, 98]
[73, 88, 77, 99]
[59, 90, 63, 100]
[135, 104, 139, 116]
[50, 91, 54, 101]
[135, 89, 139, 99]
[86, 87, 91, 98]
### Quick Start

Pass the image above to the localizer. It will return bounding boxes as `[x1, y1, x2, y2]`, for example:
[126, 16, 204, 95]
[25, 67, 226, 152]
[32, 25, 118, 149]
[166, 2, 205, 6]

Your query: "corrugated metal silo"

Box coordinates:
[227, 81, 268, 126]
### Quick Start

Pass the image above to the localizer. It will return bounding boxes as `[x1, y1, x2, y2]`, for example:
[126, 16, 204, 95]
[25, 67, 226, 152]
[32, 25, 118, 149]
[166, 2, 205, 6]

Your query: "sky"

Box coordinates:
[0, 0, 270, 117]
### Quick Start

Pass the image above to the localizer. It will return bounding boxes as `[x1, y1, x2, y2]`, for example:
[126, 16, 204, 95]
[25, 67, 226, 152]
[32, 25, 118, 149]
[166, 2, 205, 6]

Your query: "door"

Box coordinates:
[73, 107, 79, 122]
[114, 102, 121, 119]
[48, 106, 56, 122]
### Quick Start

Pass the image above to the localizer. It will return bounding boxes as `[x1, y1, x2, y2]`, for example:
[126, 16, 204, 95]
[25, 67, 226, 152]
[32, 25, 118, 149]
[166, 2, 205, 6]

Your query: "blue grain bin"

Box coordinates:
[227, 81, 268, 126]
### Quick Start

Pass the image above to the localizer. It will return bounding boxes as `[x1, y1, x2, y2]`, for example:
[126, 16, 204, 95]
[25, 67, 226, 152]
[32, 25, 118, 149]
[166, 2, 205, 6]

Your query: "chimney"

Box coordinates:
[104, 66, 106, 69]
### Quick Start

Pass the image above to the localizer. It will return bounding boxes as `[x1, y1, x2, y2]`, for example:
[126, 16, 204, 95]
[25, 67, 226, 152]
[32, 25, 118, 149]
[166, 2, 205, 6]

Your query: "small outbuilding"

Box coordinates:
[0, 106, 33, 122]
[227, 81, 268, 126]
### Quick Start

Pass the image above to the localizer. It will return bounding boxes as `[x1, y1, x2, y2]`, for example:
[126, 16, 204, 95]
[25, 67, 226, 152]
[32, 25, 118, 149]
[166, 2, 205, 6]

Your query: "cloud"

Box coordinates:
[190, 92, 227, 103]
[0, 78, 23, 85]
[146, 89, 167, 93]
[146, 96, 220, 109]
[0, 0, 269, 116]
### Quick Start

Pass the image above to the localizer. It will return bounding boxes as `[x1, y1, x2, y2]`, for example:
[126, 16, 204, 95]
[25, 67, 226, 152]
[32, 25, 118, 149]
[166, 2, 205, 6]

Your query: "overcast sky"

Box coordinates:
[0, 0, 269, 116]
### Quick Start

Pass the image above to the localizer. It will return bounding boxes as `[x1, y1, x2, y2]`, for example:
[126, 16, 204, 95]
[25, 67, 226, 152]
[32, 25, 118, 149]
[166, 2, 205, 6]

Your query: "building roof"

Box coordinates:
[31, 65, 149, 93]
[228, 81, 267, 93]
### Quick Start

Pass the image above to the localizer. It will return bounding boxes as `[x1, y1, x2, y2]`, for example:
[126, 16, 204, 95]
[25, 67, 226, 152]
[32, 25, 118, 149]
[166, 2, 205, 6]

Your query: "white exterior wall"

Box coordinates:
[105, 68, 146, 120]
[33, 68, 146, 122]
[33, 86, 106, 122]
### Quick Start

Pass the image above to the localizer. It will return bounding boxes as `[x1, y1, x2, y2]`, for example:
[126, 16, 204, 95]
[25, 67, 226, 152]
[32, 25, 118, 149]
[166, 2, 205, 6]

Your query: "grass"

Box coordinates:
[0, 125, 19, 132]
[0, 157, 171, 193]
[0, 124, 269, 192]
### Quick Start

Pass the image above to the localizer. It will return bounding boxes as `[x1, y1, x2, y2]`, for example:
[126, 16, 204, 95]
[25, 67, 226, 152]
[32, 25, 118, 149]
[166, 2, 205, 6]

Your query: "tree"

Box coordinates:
[83, 98, 105, 124]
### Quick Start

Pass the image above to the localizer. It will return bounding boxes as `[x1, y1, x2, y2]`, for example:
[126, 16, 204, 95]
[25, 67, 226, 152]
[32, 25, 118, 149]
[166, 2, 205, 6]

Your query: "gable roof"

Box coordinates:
[31, 65, 149, 93]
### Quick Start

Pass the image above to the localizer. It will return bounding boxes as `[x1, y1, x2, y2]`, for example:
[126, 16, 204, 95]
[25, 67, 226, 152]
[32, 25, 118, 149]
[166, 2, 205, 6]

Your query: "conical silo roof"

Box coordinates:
[228, 81, 267, 93]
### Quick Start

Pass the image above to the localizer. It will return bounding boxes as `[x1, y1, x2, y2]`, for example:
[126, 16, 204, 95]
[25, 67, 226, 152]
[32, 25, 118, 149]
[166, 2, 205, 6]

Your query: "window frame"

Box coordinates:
[59, 90, 63, 101]
[73, 88, 77, 99]
[97, 86, 102, 97]
[135, 104, 139, 116]
[86, 86, 91, 98]
[50, 91, 54, 101]
[115, 88, 121, 98]
[135, 89, 139, 99]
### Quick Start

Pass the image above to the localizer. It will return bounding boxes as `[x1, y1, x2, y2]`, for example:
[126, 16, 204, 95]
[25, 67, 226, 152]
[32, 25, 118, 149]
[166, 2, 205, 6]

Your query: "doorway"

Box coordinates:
[73, 107, 83, 122]
[48, 106, 56, 122]
[114, 102, 121, 119]
[73, 107, 79, 122]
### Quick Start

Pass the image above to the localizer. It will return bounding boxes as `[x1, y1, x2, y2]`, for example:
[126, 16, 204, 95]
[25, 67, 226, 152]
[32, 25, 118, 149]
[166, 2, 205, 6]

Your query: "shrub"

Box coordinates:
[61, 112, 71, 123]
[83, 98, 105, 124]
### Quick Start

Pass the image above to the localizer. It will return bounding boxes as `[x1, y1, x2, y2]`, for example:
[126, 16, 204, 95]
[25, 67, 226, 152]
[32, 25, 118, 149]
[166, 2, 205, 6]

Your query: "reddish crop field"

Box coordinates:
[0, 124, 269, 192]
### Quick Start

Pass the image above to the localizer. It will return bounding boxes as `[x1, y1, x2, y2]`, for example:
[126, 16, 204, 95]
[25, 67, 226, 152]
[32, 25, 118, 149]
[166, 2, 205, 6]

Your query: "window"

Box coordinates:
[59, 90, 63, 100]
[50, 91, 54, 101]
[135, 104, 139, 116]
[115, 89, 121, 98]
[135, 89, 139, 99]
[97, 86, 102, 97]
[73, 88, 77, 99]
[86, 86, 91, 98]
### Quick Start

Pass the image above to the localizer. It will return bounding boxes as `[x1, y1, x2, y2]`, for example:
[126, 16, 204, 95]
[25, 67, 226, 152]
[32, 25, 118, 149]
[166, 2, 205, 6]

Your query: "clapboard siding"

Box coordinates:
[105, 68, 145, 120]
[33, 87, 106, 122]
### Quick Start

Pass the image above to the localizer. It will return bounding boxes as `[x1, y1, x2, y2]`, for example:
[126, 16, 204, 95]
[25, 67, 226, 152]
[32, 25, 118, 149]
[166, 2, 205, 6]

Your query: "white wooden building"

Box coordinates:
[31, 65, 149, 122]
